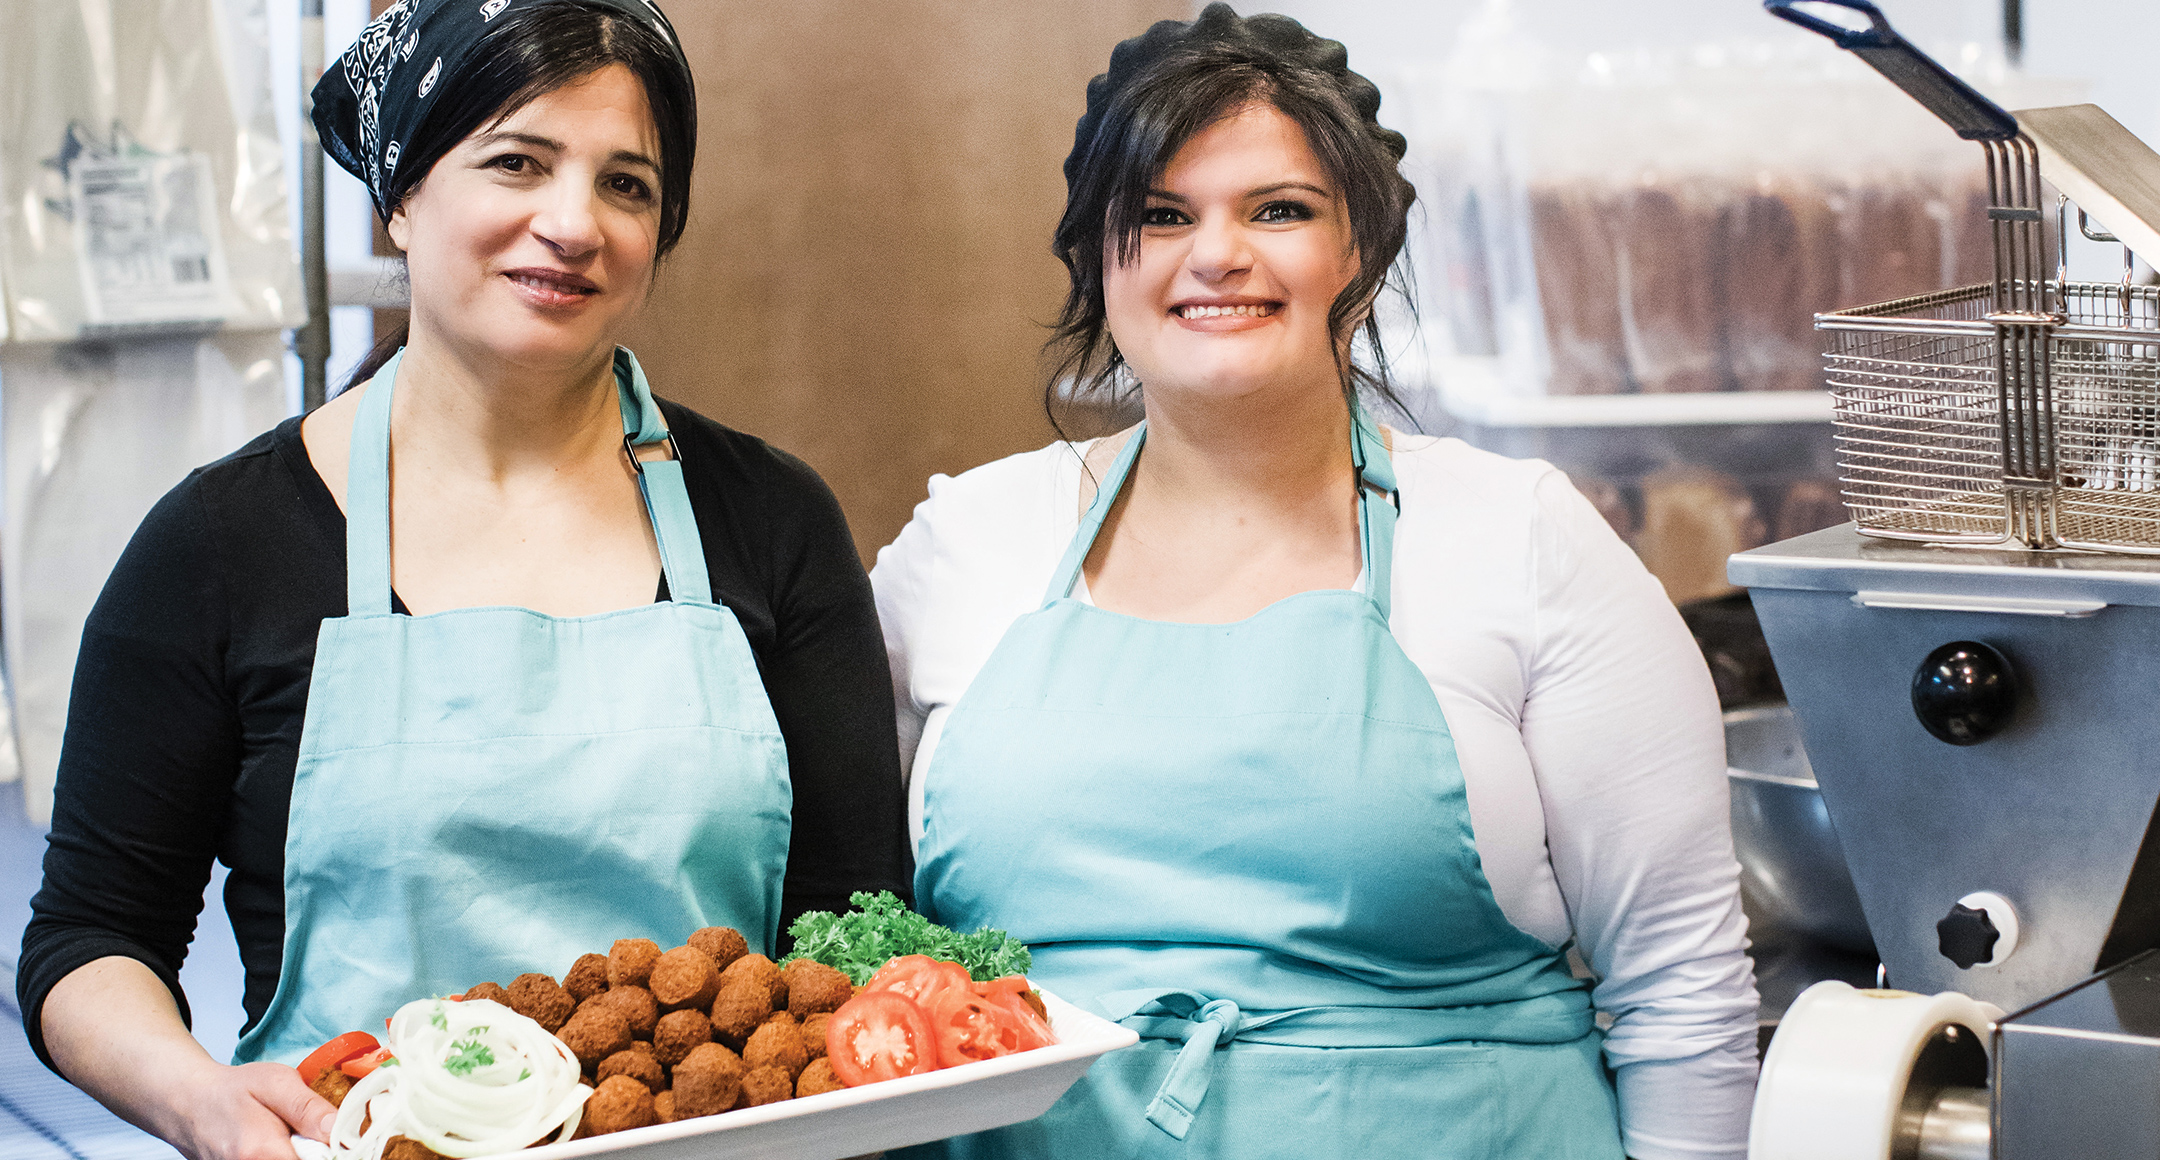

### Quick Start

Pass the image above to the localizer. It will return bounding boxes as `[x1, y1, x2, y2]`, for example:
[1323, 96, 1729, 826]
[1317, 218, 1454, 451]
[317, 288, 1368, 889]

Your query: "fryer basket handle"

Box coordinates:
[1764, 0, 2019, 140]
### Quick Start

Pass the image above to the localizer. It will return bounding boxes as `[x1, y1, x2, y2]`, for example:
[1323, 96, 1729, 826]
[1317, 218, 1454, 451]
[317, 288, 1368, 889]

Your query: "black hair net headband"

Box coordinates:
[312, 0, 686, 220]
[1063, 2, 1404, 198]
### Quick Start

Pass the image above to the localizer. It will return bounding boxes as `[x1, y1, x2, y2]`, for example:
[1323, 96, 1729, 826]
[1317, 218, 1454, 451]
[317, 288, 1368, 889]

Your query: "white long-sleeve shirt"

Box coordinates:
[870, 430, 1759, 1160]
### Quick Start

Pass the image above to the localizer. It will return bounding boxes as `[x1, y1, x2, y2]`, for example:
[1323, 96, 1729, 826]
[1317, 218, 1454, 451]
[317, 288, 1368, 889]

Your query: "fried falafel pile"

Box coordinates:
[306, 927, 858, 1144]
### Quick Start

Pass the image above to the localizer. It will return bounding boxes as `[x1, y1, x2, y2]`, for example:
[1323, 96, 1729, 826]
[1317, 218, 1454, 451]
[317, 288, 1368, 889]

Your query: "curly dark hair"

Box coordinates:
[1048, 3, 1418, 429]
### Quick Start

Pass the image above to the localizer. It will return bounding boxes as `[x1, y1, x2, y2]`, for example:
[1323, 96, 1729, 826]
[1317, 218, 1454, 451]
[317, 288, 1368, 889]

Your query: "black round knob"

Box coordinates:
[1937, 902, 2001, 969]
[1911, 641, 2016, 746]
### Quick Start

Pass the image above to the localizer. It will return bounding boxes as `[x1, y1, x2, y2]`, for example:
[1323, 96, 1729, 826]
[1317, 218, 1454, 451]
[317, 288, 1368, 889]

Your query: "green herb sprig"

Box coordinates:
[780, 891, 1031, 985]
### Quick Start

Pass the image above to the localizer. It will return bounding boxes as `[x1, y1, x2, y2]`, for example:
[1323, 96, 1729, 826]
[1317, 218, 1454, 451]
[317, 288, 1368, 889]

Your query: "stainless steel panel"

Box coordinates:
[1730, 523, 2160, 607]
[1746, 579, 2160, 1008]
[1995, 951, 2160, 1160]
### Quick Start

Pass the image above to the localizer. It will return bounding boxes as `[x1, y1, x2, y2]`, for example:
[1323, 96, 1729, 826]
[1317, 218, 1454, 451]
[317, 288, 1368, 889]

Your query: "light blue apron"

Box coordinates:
[909, 410, 1624, 1159]
[234, 347, 792, 1065]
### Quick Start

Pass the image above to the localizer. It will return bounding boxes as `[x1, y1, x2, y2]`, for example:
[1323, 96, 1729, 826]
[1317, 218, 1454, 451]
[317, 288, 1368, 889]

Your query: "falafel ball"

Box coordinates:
[687, 926, 748, 970]
[461, 981, 510, 1005]
[744, 1020, 810, 1081]
[798, 1013, 829, 1061]
[557, 1004, 633, 1071]
[708, 975, 774, 1045]
[740, 1065, 793, 1107]
[582, 1074, 658, 1136]
[796, 1057, 847, 1098]
[596, 1049, 666, 1095]
[563, 953, 610, 1004]
[670, 1042, 747, 1118]
[720, 954, 786, 1010]
[653, 1008, 713, 1067]
[383, 1136, 450, 1160]
[608, 938, 662, 989]
[505, 973, 575, 1033]
[653, 1090, 676, 1123]
[309, 1067, 353, 1108]
[782, 959, 852, 1019]
[581, 984, 658, 1039]
[649, 945, 721, 1012]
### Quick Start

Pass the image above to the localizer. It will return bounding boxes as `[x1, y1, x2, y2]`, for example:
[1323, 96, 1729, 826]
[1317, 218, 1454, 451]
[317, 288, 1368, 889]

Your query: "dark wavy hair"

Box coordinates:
[343, 0, 695, 393]
[1047, 4, 1418, 429]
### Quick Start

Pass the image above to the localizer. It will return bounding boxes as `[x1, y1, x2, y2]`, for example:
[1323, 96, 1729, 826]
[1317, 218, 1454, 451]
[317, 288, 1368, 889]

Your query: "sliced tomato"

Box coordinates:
[925, 986, 1034, 1068]
[980, 980, 1054, 1045]
[862, 955, 971, 1008]
[340, 1046, 395, 1079]
[297, 1031, 379, 1086]
[825, 990, 940, 1085]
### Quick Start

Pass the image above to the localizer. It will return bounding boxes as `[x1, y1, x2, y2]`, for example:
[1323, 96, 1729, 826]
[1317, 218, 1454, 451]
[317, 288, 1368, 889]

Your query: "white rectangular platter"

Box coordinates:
[514, 989, 1132, 1160]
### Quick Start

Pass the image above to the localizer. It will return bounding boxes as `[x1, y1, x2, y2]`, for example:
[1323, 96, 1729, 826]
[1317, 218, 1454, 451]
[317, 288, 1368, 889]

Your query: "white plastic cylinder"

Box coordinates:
[1750, 981, 2004, 1160]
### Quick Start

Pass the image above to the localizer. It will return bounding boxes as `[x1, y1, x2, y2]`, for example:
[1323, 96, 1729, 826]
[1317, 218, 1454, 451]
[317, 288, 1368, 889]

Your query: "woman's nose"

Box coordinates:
[532, 188, 603, 260]
[1184, 215, 1252, 283]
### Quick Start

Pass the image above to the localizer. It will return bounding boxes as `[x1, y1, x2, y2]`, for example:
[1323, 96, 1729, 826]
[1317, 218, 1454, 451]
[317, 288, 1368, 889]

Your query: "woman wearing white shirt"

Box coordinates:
[872, 7, 1758, 1158]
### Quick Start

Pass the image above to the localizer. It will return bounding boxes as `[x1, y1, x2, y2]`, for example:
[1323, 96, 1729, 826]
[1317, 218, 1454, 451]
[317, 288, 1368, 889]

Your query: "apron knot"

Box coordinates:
[1098, 989, 1247, 1140]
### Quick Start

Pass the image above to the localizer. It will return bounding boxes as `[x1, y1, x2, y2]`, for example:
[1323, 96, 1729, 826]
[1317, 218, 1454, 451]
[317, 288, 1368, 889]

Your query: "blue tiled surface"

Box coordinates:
[3, 780, 245, 1159]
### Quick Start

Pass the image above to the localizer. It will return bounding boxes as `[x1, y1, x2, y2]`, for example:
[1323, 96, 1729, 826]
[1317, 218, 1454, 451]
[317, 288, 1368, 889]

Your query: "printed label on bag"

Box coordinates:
[68, 150, 231, 326]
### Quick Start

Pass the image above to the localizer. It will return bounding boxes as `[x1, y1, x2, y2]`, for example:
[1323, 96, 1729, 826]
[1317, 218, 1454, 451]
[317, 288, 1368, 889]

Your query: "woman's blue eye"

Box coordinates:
[1255, 200, 1314, 223]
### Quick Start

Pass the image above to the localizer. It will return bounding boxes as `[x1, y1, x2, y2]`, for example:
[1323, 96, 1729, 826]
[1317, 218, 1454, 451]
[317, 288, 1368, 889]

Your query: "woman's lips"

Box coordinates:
[503, 269, 599, 308]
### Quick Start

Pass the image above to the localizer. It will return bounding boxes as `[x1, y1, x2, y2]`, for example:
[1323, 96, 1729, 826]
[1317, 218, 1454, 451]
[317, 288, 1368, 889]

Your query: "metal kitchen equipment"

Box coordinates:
[1734, 525, 2160, 1159]
[1744, 5, 2160, 1156]
[1725, 706, 1874, 955]
[1732, 525, 2160, 1012]
[1773, 0, 2160, 553]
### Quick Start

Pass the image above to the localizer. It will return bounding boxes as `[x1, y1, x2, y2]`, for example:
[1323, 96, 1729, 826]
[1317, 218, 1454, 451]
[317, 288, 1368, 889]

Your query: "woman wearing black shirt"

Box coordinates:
[17, 4, 908, 1158]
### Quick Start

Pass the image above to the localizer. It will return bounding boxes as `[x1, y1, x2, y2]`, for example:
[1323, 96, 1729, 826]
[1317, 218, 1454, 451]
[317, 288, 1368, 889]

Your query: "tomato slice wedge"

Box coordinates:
[862, 955, 972, 1008]
[340, 1046, 395, 1079]
[976, 987, 1055, 1051]
[925, 987, 1033, 1068]
[297, 1031, 379, 1086]
[825, 990, 939, 1085]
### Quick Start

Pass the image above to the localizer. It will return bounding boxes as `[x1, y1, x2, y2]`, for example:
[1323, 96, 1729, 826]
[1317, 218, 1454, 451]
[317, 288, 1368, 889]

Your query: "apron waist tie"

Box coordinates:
[1095, 985, 1601, 1141]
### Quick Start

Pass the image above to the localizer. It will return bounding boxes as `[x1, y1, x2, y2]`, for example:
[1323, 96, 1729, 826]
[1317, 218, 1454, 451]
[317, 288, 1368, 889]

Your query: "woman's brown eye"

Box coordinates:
[1142, 207, 1187, 227]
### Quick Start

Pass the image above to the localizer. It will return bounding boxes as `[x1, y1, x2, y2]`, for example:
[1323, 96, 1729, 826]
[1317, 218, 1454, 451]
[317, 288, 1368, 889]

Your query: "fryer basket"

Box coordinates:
[1772, 0, 2160, 552]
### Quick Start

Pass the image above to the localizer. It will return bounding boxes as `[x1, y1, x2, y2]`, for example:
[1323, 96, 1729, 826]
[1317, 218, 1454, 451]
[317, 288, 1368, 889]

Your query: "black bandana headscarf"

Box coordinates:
[312, 0, 686, 220]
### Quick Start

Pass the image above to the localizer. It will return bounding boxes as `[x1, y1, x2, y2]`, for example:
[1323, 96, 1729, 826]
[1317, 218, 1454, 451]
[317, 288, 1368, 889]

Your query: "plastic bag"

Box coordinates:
[0, 0, 304, 340]
[1406, 1, 2082, 399]
[1, 331, 290, 824]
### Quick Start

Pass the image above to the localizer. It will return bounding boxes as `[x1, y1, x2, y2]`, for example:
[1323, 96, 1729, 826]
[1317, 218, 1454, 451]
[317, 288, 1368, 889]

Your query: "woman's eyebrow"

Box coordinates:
[475, 130, 561, 152]
[610, 149, 659, 172]
[1248, 181, 1330, 198]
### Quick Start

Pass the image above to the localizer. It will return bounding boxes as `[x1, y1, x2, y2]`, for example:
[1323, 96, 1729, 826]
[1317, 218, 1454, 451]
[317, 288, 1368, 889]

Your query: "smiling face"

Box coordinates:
[388, 63, 662, 376]
[1101, 101, 1358, 406]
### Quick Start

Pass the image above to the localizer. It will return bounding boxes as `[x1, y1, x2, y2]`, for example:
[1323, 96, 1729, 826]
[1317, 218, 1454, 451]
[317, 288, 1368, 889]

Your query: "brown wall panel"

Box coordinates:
[615, 1, 1185, 561]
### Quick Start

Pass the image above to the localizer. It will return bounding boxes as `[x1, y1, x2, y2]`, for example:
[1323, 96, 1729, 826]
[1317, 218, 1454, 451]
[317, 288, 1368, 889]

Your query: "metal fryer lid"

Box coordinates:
[2016, 103, 2160, 272]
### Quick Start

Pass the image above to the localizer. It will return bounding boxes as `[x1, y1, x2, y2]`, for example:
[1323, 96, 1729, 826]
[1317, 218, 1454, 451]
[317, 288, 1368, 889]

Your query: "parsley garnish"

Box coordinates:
[443, 1039, 495, 1077]
[780, 891, 1032, 985]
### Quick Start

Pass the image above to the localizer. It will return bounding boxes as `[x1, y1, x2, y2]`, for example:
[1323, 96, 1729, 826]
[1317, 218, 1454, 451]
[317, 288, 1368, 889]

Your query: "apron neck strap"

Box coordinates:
[343, 346, 711, 615]
[1351, 402, 1397, 620]
[1039, 402, 1398, 616]
[1043, 425, 1148, 605]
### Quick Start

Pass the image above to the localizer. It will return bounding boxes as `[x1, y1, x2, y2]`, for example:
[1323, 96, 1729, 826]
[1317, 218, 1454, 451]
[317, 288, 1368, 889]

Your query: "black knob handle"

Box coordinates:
[1911, 641, 2016, 746]
[1937, 902, 2001, 969]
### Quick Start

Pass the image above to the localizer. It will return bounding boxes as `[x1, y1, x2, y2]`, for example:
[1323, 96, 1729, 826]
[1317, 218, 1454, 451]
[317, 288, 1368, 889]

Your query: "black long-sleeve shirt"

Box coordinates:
[18, 400, 910, 1070]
